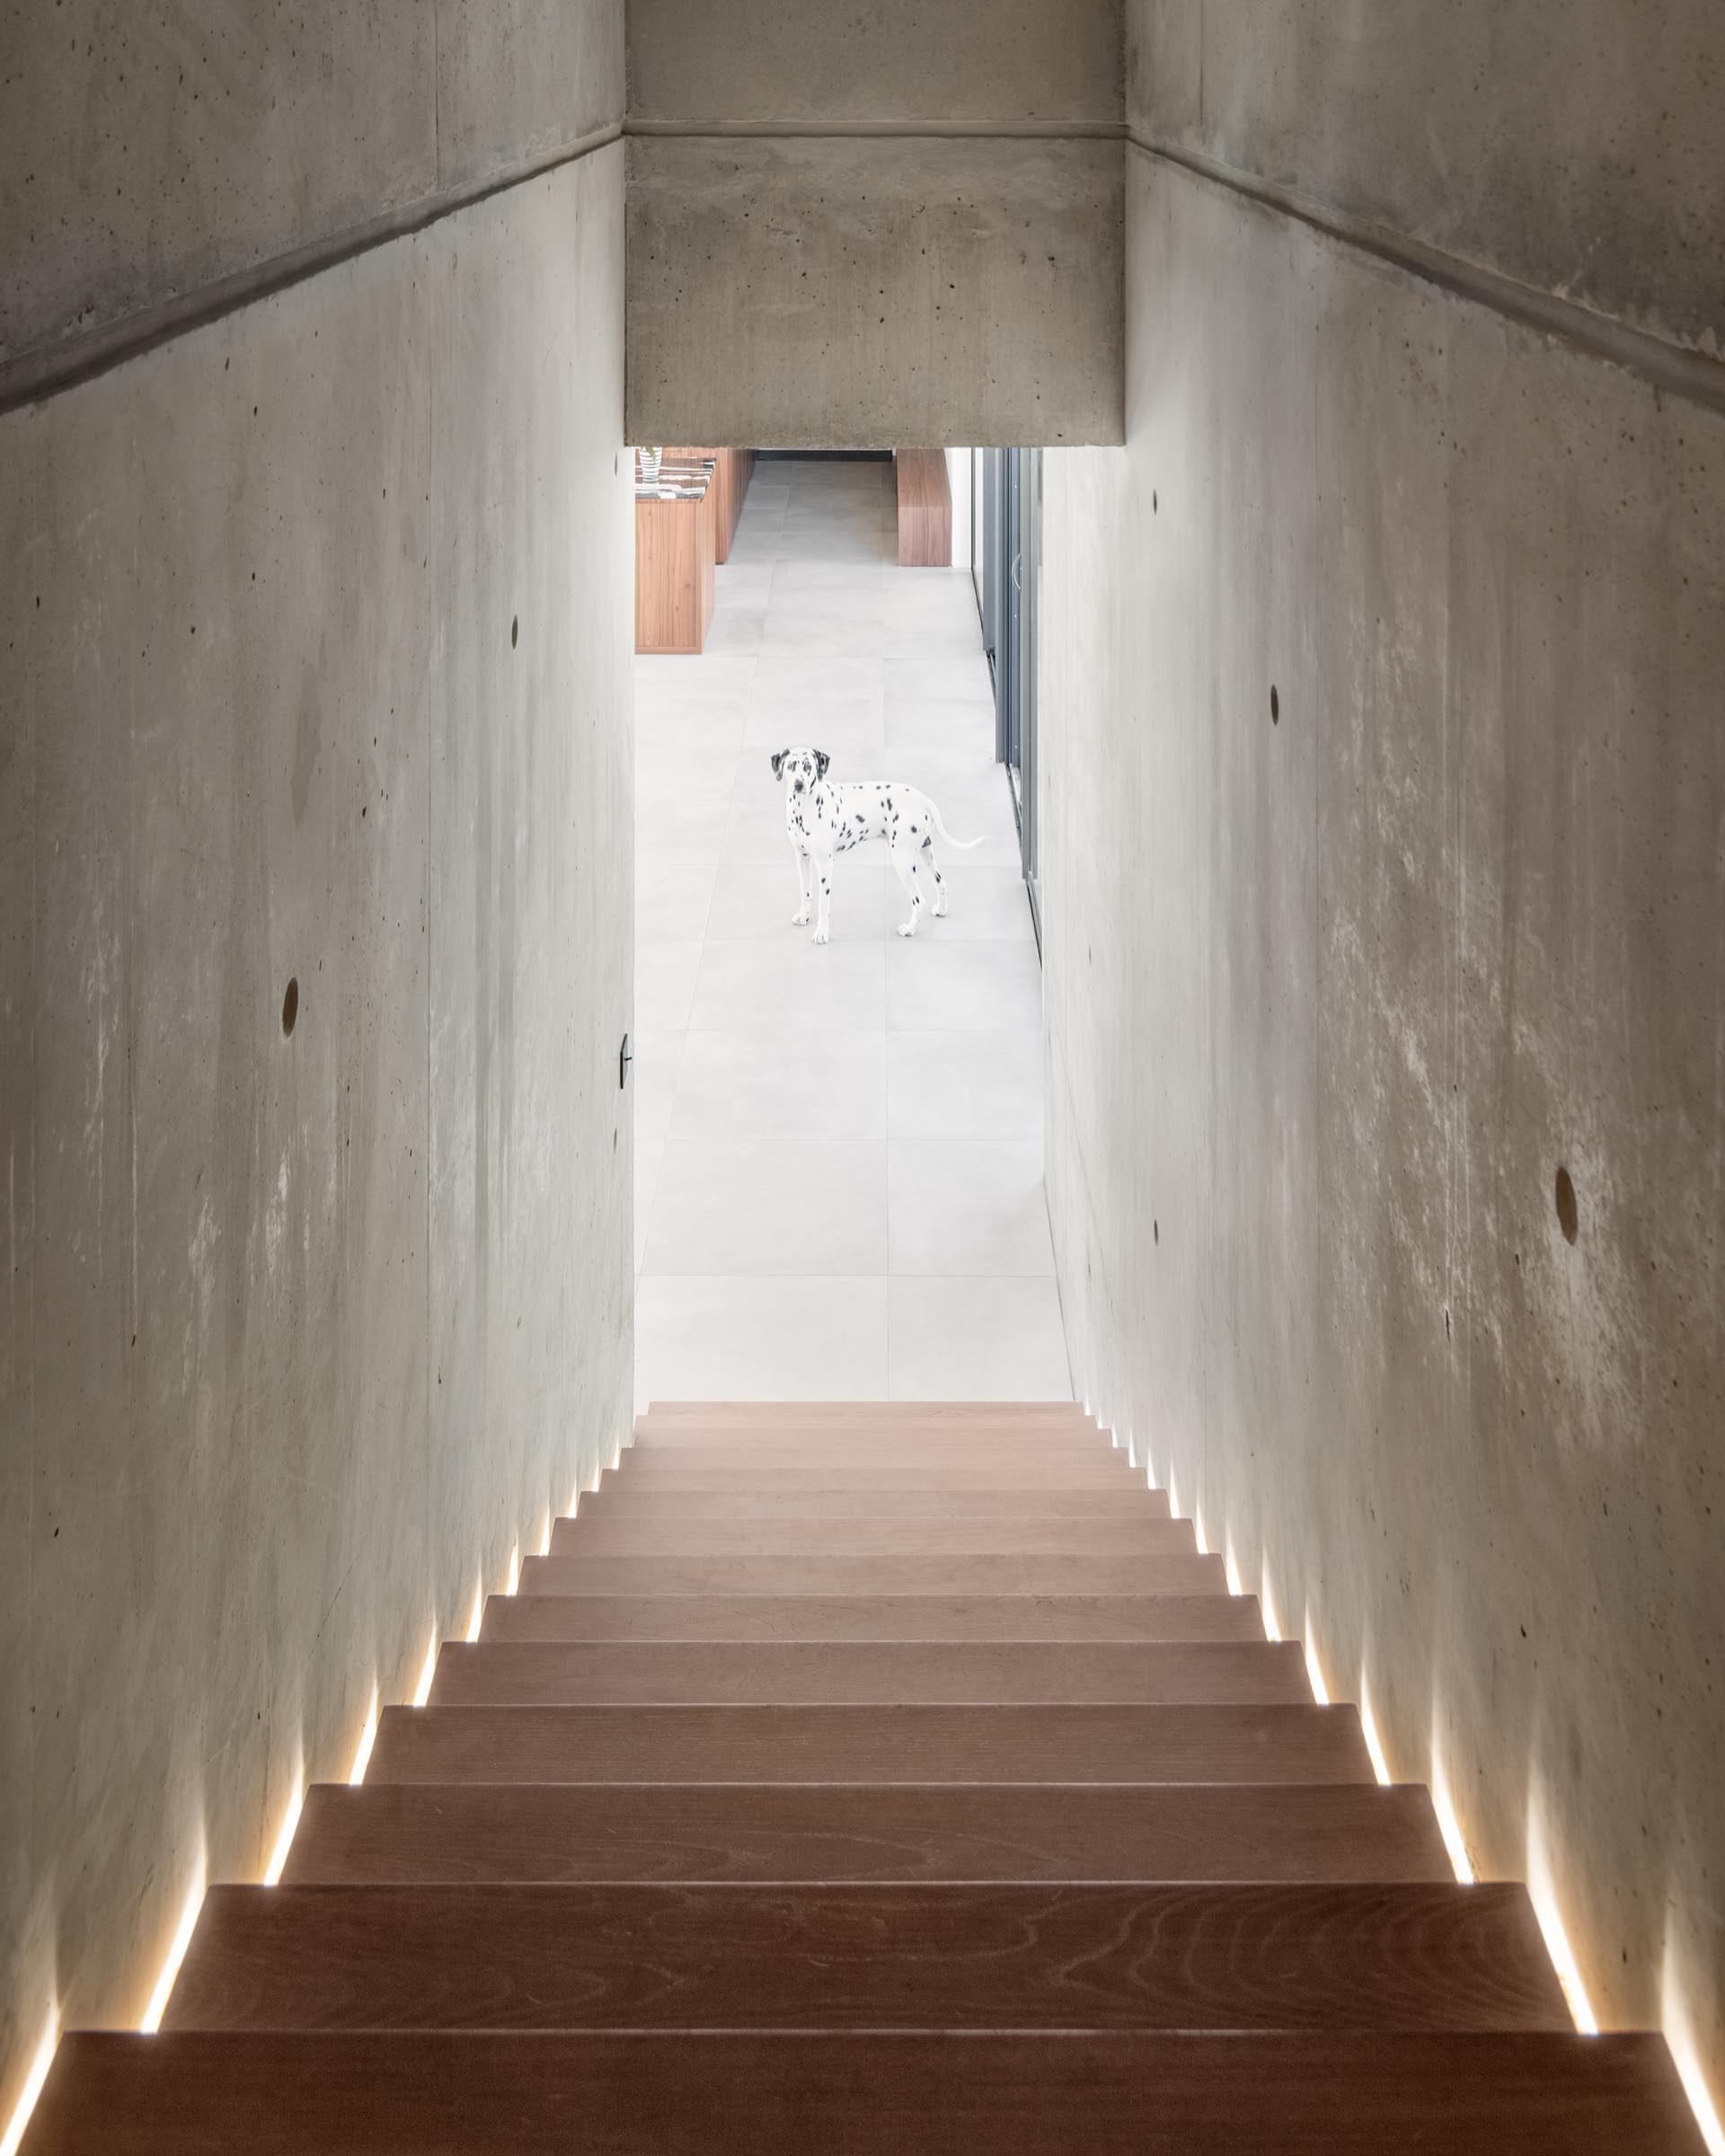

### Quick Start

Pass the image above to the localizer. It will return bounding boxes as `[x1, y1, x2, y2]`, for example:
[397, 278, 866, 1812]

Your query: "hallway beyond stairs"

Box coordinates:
[22, 1404, 1705, 2152]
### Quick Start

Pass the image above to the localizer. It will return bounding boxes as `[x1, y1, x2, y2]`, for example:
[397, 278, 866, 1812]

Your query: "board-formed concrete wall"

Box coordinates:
[0, 0, 624, 404]
[624, 0, 1125, 446]
[1041, 0, 1725, 2103]
[0, 17, 631, 2125]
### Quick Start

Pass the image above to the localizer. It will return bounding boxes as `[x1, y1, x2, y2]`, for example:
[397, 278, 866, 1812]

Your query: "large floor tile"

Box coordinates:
[918, 864, 1037, 940]
[634, 1138, 665, 1273]
[636, 1276, 890, 1406]
[745, 702, 887, 755]
[633, 794, 731, 868]
[636, 861, 717, 944]
[707, 858, 896, 941]
[688, 941, 888, 1031]
[884, 656, 995, 704]
[645, 1139, 888, 1275]
[887, 1029, 1045, 1142]
[888, 1141, 1055, 1276]
[887, 941, 1044, 1030]
[631, 1029, 688, 1145]
[888, 1275, 1073, 1401]
[636, 941, 704, 1030]
[672, 1029, 888, 1143]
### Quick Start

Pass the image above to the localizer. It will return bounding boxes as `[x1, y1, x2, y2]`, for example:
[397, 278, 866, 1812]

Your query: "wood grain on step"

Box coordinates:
[480, 1592, 1265, 1643]
[164, 1881, 1570, 2035]
[27, 2031, 1707, 2154]
[518, 1553, 1229, 1595]
[579, 1488, 1172, 1520]
[284, 1780, 1455, 1887]
[608, 1460, 1142, 1489]
[549, 1517, 1197, 1557]
[425, 1639, 1309, 1707]
[366, 1702, 1375, 1785]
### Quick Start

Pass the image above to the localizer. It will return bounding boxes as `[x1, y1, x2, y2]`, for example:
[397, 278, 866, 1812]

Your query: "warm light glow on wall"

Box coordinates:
[0, 2007, 58, 2156]
[139, 1850, 207, 2033]
[1526, 1787, 1598, 2035]
[505, 1543, 521, 1596]
[1429, 1717, 1475, 1885]
[261, 1761, 305, 1886]
[348, 1686, 380, 1785]
[1223, 1535, 1245, 1597]
[1302, 1609, 1330, 1706]
[464, 1580, 484, 1645]
[411, 1630, 439, 1709]
[1663, 1940, 1725, 2156]
[538, 1510, 553, 1559]
[1192, 1503, 1209, 1556]
[567, 1477, 584, 1518]
[1358, 1678, 1393, 1786]
[1260, 1560, 1282, 1642]
[1166, 1469, 1181, 1522]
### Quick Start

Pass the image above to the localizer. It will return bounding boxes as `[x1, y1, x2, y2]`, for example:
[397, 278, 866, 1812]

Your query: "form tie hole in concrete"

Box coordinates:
[1153, 490, 1158, 514]
[1555, 1165, 1579, 1243]
[511, 614, 519, 650]
[281, 977, 299, 1038]
[1270, 685, 1280, 725]
[1154, 1219, 1160, 1246]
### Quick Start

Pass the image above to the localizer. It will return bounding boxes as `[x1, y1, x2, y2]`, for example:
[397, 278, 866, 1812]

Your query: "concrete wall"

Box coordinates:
[0, 0, 624, 402]
[624, 1, 1124, 446]
[1041, 0, 1725, 2108]
[0, 13, 631, 2125]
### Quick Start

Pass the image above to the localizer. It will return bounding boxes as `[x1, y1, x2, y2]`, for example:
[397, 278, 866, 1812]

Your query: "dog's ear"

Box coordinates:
[815, 750, 831, 780]
[770, 751, 786, 780]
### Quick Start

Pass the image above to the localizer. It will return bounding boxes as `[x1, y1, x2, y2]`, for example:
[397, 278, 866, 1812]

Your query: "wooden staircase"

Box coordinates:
[23, 1402, 1705, 2151]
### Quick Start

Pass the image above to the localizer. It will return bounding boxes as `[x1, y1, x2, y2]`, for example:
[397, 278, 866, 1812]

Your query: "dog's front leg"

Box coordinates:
[789, 838, 812, 927]
[812, 852, 834, 945]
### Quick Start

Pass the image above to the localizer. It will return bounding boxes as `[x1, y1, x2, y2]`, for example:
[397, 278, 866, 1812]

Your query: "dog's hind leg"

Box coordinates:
[889, 834, 930, 938]
[790, 839, 813, 927]
[924, 838, 949, 916]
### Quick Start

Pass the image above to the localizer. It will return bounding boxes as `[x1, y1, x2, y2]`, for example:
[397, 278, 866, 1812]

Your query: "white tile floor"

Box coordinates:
[633, 456, 1072, 1404]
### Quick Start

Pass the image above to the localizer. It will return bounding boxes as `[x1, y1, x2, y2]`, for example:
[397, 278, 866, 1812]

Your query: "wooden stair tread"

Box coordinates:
[550, 1517, 1197, 1556]
[164, 1881, 1570, 2035]
[640, 1402, 1095, 1420]
[367, 1702, 1375, 1785]
[427, 1640, 1306, 1707]
[579, 1488, 1172, 1518]
[629, 1434, 1114, 1459]
[284, 1781, 1456, 1886]
[480, 1593, 1267, 1642]
[607, 1461, 1142, 1488]
[27, 2031, 1707, 2154]
[518, 1554, 1229, 1595]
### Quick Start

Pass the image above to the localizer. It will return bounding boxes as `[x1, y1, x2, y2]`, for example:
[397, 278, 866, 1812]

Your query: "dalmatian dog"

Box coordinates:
[772, 747, 984, 943]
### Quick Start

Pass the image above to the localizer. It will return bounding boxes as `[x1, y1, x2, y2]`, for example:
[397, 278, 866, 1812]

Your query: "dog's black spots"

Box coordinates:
[1555, 1165, 1579, 1243]
[281, 977, 299, 1037]
[1270, 685, 1280, 725]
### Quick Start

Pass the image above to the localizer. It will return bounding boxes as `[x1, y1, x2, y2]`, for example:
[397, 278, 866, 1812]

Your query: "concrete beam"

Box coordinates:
[626, 136, 1125, 446]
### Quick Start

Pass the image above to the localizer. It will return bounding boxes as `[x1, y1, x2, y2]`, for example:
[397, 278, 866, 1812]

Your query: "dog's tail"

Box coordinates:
[925, 796, 986, 851]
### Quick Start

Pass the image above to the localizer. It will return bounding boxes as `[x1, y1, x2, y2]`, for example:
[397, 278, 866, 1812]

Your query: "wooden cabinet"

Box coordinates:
[634, 448, 756, 653]
[895, 449, 952, 568]
[664, 447, 756, 563]
[635, 478, 717, 656]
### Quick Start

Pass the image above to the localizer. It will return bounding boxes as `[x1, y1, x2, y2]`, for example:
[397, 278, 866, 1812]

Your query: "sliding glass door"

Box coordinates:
[973, 447, 1042, 939]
